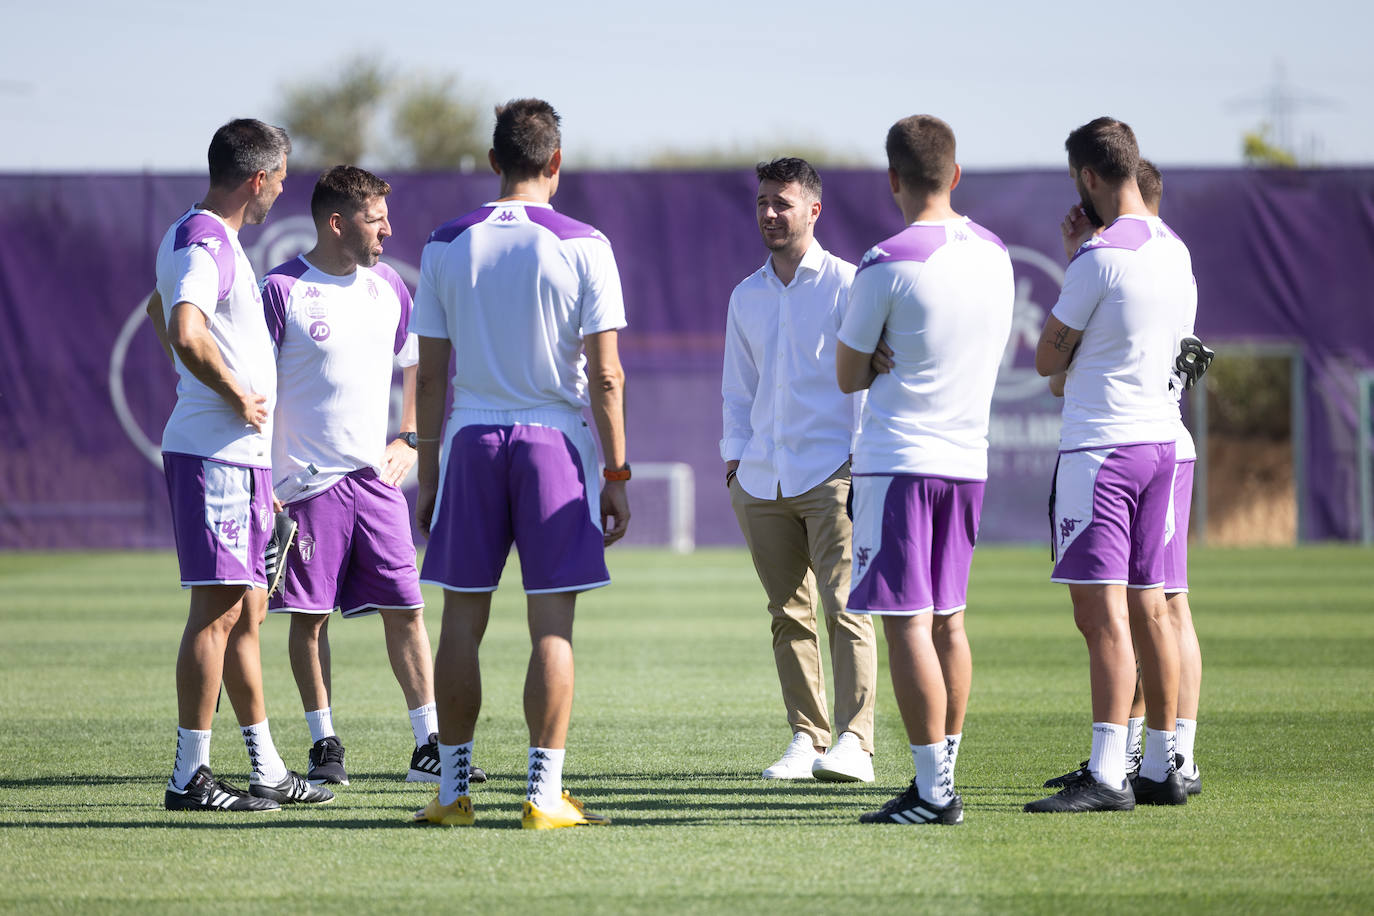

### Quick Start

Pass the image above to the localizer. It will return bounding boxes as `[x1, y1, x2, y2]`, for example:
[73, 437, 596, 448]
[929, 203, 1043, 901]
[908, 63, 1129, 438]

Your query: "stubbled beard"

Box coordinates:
[1079, 191, 1104, 228]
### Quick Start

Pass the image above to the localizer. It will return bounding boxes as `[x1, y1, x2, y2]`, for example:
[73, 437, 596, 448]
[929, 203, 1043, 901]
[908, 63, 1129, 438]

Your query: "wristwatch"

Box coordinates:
[603, 463, 631, 481]
[399, 432, 418, 449]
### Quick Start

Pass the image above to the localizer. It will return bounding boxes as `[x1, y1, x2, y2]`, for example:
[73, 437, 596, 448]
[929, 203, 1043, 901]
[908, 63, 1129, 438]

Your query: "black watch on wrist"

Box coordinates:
[399, 432, 418, 449]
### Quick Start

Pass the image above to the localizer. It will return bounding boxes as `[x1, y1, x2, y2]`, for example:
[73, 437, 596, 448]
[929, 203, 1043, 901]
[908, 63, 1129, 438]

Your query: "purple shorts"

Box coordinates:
[846, 474, 986, 616]
[1050, 442, 1176, 588]
[1164, 459, 1194, 594]
[269, 469, 423, 618]
[420, 422, 609, 594]
[162, 453, 272, 589]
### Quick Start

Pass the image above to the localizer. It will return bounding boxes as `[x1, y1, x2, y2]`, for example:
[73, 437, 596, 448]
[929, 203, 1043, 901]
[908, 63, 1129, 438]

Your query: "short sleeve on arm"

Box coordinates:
[173, 244, 229, 319]
[260, 276, 290, 350]
[1050, 256, 1106, 331]
[395, 332, 419, 369]
[837, 266, 892, 354]
[408, 240, 451, 340]
[577, 239, 627, 335]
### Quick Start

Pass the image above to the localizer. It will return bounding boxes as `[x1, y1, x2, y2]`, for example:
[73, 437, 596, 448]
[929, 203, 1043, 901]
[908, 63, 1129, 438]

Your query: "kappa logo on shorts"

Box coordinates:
[297, 534, 315, 562]
[1059, 518, 1080, 543]
[855, 546, 872, 577]
[258, 506, 271, 532]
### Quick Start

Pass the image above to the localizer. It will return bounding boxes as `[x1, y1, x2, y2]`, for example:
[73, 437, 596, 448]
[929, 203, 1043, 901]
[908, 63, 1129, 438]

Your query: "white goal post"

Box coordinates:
[631, 462, 696, 554]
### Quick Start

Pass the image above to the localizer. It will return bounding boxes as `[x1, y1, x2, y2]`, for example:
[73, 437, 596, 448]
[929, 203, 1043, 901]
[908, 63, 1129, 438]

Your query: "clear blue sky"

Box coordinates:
[2, 0, 1369, 172]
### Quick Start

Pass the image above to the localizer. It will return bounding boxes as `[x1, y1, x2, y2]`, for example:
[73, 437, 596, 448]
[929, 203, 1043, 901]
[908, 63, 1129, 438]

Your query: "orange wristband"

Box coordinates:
[603, 464, 631, 481]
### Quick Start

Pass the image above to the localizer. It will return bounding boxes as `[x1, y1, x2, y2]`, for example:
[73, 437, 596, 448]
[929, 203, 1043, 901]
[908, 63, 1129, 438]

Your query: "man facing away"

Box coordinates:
[1042, 159, 1205, 795]
[836, 115, 1014, 825]
[148, 118, 332, 810]
[1026, 118, 1196, 813]
[721, 157, 879, 783]
[260, 165, 484, 789]
[409, 99, 630, 829]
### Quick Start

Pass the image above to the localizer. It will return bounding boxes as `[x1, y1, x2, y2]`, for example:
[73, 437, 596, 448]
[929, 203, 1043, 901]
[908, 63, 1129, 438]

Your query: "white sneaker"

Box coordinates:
[812, 732, 874, 782]
[762, 733, 822, 779]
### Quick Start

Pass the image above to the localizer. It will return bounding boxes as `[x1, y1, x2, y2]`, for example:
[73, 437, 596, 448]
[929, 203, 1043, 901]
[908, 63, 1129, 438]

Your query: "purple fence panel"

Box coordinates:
[2, 169, 1372, 549]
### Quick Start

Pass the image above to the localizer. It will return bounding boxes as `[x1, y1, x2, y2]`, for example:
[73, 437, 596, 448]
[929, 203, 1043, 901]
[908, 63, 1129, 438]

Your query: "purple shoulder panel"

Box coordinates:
[428, 207, 495, 244]
[855, 224, 948, 275]
[524, 207, 608, 243]
[174, 212, 236, 300]
[261, 258, 309, 349]
[1069, 217, 1157, 265]
[967, 220, 1007, 251]
[374, 261, 414, 355]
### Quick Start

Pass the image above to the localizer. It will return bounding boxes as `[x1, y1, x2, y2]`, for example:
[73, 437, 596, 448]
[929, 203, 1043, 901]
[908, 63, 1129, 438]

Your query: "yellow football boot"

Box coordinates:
[521, 791, 611, 829]
[412, 794, 474, 826]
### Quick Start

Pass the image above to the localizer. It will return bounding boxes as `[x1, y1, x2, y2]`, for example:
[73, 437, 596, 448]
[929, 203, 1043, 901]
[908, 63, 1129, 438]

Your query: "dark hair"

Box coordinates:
[755, 157, 822, 200]
[1136, 158, 1163, 212]
[310, 165, 391, 224]
[207, 118, 291, 189]
[885, 115, 957, 196]
[492, 99, 561, 181]
[1064, 116, 1139, 183]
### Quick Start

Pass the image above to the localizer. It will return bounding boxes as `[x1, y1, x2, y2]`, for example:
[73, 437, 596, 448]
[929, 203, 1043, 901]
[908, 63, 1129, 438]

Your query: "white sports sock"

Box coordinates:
[438, 741, 473, 805]
[171, 727, 212, 789]
[241, 720, 288, 784]
[1088, 722, 1128, 789]
[1141, 727, 1177, 782]
[1125, 716, 1144, 766]
[1175, 718, 1198, 777]
[409, 703, 438, 746]
[527, 747, 566, 810]
[305, 707, 335, 744]
[945, 734, 962, 780]
[911, 742, 953, 806]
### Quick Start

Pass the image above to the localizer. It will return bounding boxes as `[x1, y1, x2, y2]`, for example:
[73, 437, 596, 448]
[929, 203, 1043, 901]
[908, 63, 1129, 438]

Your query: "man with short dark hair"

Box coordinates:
[410, 99, 629, 829]
[261, 165, 482, 789]
[722, 157, 878, 783]
[1026, 118, 1196, 814]
[1043, 158, 1205, 796]
[149, 118, 332, 811]
[837, 115, 1013, 825]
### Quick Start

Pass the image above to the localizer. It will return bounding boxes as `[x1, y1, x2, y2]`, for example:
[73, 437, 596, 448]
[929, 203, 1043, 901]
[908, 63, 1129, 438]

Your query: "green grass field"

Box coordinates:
[1, 546, 1372, 914]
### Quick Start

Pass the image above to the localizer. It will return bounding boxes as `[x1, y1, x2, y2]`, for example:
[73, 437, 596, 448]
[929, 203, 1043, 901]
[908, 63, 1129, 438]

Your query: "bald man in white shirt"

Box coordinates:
[722, 157, 878, 783]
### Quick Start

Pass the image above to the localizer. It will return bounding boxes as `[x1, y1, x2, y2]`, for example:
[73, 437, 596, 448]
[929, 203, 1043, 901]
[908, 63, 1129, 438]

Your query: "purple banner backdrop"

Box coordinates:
[2, 169, 1372, 549]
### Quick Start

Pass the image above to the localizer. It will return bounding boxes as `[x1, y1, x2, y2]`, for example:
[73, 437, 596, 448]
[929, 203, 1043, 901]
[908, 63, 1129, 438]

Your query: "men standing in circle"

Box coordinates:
[1025, 118, 1196, 813]
[836, 115, 1014, 824]
[721, 157, 878, 782]
[1042, 160, 1205, 795]
[261, 165, 483, 789]
[149, 119, 332, 810]
[409, 99, 629, 829]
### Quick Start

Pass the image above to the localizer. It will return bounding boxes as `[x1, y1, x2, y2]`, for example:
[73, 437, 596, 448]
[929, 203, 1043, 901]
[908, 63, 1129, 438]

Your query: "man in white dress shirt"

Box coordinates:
[721, 157, 878, 782]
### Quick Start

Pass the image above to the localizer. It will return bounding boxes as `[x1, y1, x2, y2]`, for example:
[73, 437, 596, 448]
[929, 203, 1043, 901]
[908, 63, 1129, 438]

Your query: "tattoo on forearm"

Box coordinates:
[1051, 326, 1073, 352]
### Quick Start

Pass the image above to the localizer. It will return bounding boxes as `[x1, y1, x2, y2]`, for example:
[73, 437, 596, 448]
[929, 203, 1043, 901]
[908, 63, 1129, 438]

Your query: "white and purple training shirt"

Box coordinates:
[839, 216, 1014, 479]
[408, 201, 626, 416]
[262, 256, 417, 502]
[155, 207, 276, 468]
[1052, 214, 1197, 452]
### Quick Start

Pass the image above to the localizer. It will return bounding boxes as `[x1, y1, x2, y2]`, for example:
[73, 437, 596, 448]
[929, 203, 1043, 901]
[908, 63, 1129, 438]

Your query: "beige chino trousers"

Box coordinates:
[730, 462, 878, 753]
